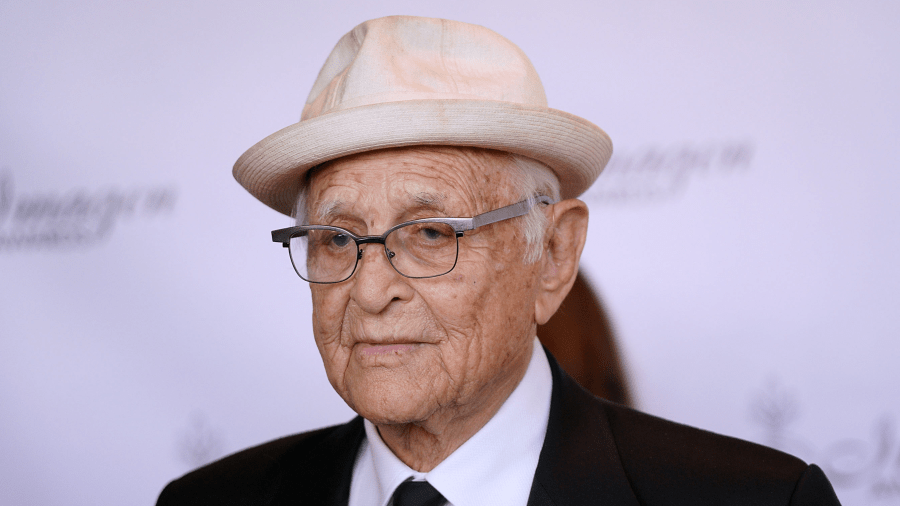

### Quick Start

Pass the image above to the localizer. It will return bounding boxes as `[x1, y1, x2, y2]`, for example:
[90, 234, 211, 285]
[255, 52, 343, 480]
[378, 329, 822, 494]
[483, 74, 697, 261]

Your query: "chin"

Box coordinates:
[343, 380, 443, 426]
[353, 401, 439, 427]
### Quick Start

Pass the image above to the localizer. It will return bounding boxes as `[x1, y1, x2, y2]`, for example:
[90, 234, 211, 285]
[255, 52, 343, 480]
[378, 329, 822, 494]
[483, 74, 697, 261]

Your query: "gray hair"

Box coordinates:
[504, 154, 561, 263]
[293, 152, 561, 264]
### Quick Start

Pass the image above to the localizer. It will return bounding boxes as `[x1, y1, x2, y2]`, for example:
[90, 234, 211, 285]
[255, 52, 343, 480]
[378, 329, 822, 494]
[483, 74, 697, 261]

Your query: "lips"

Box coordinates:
[357, 343, 417, 356]
[345, 319, 441, 359]
[350, 328, 440, 348]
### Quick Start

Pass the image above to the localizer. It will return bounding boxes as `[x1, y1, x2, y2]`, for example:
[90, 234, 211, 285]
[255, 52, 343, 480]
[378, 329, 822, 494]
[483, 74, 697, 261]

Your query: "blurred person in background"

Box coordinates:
[538, 270, 632, 407]
[157, 16, 840, 506]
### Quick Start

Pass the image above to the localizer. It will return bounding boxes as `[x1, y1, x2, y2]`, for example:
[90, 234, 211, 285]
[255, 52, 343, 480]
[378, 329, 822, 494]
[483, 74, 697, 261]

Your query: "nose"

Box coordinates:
[349, 243, 414, 314]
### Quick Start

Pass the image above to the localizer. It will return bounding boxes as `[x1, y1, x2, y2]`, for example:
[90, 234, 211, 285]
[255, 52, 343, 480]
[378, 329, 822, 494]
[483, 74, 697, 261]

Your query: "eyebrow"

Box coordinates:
[314, 198, 348, 223]
[408, 191, 447, 214]
[310, 190, 450, 225]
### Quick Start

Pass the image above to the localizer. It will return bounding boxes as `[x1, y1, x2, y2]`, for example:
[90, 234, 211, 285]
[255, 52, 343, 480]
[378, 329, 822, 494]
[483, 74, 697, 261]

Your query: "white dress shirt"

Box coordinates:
[347, 337, 553, 506]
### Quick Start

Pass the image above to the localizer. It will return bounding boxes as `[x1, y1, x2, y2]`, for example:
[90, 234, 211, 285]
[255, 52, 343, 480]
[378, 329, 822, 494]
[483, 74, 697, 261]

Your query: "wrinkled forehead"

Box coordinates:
[304, 147, 517, 221]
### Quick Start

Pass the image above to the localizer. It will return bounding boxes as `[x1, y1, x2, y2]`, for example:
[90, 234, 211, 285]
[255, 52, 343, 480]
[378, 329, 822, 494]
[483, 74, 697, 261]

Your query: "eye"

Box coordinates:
[420, 226, 447, 240]
[330, 233, 352, 248]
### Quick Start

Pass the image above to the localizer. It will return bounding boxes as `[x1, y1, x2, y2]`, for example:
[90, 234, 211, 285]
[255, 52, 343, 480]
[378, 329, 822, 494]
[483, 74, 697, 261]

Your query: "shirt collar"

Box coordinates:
[357, 337, 553, 506]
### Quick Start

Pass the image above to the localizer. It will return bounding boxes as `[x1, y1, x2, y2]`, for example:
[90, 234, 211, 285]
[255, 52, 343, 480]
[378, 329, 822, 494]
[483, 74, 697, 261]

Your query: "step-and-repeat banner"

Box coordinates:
[2, 1, 898, 504]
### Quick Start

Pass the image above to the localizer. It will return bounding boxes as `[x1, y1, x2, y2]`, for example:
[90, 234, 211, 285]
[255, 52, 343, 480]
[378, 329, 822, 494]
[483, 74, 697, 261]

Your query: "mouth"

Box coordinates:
[356, 342, 419, 356]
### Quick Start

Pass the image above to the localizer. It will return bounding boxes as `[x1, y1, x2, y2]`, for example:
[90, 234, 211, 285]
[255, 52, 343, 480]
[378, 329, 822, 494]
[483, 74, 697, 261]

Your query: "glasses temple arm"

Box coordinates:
[471, 195, 555, 229]
[272, 226, 306, 246]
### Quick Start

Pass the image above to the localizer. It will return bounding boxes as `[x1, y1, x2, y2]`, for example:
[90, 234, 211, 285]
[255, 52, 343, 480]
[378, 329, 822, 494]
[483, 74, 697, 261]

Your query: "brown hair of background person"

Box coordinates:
[538, 269, 632, 407]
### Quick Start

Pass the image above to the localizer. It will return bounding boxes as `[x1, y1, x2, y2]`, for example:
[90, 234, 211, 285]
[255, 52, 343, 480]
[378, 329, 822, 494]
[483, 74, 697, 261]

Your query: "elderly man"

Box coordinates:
[157, 16, 840, 506]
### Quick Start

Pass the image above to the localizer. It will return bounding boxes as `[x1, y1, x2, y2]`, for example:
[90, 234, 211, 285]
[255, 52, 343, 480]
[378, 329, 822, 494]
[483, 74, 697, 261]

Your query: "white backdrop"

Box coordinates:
[2, 1, 898, 505]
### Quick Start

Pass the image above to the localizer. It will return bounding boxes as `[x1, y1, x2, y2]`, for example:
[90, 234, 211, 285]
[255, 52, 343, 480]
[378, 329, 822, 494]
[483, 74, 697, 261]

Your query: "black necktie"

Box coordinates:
[391, 480, 447, 506]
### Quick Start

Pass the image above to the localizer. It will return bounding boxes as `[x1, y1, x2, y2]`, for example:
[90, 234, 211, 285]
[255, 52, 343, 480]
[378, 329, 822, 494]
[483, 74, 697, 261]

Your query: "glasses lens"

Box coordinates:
[289, 228, 358, 283]
[386, 222, 458, 278]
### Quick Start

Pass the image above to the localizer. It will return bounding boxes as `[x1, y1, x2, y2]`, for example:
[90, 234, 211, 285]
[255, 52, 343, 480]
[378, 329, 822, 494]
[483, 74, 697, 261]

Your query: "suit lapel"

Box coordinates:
[528, 350, 641, 506]
[270, 416, 365, 506]
[264, 350, 638, 506]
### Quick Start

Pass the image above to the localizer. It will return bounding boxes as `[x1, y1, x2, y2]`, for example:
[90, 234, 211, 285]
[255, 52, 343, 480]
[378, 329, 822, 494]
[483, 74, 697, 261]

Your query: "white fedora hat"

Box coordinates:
[233, 15, 612, 217]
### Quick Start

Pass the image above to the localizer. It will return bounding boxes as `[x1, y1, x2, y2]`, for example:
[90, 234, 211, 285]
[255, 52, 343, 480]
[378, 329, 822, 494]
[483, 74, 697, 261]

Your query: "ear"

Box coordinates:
[534, 198, 589, 325]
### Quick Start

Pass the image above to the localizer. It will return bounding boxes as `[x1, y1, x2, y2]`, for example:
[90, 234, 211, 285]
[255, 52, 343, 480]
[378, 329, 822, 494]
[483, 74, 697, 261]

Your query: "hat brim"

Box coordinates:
[233, 99, 612, 217]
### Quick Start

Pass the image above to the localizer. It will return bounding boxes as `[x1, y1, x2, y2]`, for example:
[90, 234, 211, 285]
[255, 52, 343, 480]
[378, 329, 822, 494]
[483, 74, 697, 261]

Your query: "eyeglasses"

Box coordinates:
[272, 196, 555, 284]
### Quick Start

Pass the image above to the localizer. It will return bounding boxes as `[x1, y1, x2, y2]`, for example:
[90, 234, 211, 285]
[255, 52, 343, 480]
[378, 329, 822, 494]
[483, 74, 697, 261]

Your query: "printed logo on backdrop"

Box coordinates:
[177, 412, 226, 469]
[581, 140, 754, 204]
[751, 378, 900, 501]
[0, 169, 176, 251]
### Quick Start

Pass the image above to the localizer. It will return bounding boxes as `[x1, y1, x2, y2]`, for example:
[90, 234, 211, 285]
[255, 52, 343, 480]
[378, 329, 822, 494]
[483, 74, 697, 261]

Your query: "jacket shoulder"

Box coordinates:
[601, 400, 838, 505]
[156, 418, 363, 506]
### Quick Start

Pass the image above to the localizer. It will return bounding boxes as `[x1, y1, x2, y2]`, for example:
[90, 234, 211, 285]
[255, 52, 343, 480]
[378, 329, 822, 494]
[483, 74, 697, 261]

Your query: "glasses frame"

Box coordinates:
[272, 195, 555, 284]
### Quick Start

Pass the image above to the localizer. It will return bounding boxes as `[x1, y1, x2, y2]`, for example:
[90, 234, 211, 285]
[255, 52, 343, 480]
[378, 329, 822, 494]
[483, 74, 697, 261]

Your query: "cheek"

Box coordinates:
[477, 253, 538, 333]
[310, 287, 346, 342]
[426, 256, 537, 361]
[418, 274, 476, 329]
[310, 286, 353, 389]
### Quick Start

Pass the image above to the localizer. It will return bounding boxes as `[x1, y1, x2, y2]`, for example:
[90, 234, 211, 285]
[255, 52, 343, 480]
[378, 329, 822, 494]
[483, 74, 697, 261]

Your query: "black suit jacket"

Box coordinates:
[157, 352, 841, 505]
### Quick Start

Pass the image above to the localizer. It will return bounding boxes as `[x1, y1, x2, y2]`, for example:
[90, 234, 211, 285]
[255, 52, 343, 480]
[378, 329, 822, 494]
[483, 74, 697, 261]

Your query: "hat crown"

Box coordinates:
[302, 16, 548, 121]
